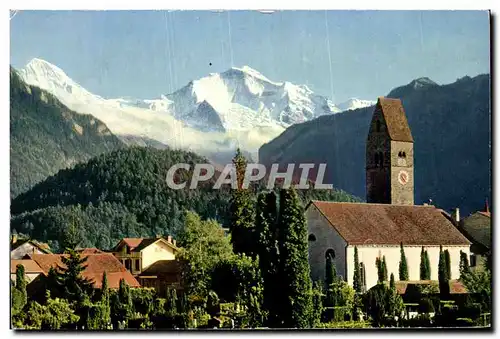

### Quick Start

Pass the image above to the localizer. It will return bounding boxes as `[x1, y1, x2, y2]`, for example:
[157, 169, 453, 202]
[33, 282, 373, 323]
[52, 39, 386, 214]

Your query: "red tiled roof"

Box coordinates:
[395, 280, 467, 294]
[309, 201, 471, 246]
[77, 248, 104, 254]
[377, 97, 414, 142]
[30, 253, 140, 289]
[11, 259, 44, 274]
[122, 238, 144, 250]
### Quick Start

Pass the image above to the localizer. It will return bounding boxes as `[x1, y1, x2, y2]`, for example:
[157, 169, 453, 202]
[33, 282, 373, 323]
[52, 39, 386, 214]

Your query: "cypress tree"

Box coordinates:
[376, 257, 383, 284]
[276, 187, 314, 328]
[459, 250, 470, 278]
[438, 246, 450, 296]
[424, 250, 431, 280]
[255, 191, 279, 327]
[118, 278, 133, 325]
[229, 148, 256, 257]
[382, 256, 388, 282]
[399, 243, 409, 281]
[390, 273, 395, 290]
[101, 271, 109, 302]
[420, 247, 431, 280]
[420, 247, 426, 280]
[325, 255, 338, 307]
[311, 281, 324, 328]
[444, 250, 451, 280]
[353, 246, 362, 293]
[166, 287, 178, 317]
[15, 264, 27, 308]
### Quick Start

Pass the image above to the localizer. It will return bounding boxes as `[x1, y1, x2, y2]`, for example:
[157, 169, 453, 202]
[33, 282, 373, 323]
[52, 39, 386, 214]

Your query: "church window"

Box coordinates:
[308, 234, 317, 242]
[376, 120, 381, 132]
[325, 249, 335, 260]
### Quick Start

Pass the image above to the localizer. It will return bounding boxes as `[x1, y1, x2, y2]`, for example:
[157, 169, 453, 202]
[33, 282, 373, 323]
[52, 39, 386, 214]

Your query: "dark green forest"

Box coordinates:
[11, 146, 359, 252]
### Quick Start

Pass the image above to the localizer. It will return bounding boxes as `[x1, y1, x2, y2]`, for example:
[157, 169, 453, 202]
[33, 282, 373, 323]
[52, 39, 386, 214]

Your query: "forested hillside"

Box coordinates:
[10, 67, 124, 197]
[11, 147, 359, 252]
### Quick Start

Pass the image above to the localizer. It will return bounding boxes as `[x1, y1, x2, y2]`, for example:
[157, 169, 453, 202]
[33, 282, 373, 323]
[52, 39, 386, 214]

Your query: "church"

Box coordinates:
[306, 97, 471, 291]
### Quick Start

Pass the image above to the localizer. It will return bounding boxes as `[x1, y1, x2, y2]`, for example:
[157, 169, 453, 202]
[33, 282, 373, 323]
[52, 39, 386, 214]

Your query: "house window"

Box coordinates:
[135, 259, 140, 271]
[125, 259, 131, 270]
[308, 234, 317, 242]
[470, 254, 477, 267]
[325, 249, 335, 260]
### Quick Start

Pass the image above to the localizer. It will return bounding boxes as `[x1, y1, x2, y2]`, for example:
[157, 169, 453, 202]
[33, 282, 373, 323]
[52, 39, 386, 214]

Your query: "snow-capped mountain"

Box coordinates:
[17, 58, 374, 162]
[336, 98, 376, 112]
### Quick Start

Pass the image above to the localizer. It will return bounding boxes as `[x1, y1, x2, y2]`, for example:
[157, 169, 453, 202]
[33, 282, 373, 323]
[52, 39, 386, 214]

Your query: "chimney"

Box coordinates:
[173, 239, 177, 247]
[484, 199, 490, 213]
[454, 208, 460, 223]
[11, 234, 17, 244]
[167, 235, 172, 243]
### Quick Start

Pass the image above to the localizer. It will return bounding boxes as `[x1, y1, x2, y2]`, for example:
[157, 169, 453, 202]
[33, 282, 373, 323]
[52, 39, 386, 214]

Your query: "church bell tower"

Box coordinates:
[366, 97, 414, 205]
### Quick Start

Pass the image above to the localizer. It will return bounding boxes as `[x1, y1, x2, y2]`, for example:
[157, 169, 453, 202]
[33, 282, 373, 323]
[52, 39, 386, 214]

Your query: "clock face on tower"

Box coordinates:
[398, 170, 409, 185]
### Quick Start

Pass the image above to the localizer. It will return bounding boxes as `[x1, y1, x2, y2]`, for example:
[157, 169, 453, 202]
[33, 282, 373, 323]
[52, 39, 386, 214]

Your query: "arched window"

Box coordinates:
[325, 249, 335, 260]
[376, 120, 381, 132]
[308, 234, 317, 242]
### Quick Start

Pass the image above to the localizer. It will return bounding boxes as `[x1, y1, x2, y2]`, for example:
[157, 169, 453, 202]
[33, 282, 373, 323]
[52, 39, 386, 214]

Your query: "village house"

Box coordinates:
[306, 97, 471, 291]
[10, 259, 44, 284]
[456, 202, 491, 271]
[11, 234, 51, 259]
[27, 252, 140, 291]
[111, 236, 182, 294]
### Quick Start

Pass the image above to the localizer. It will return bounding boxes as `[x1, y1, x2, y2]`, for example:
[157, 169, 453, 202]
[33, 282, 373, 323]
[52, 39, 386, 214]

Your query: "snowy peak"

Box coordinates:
[337, 98, 376, 112]
[409, 77, 438, 89]
[19, 58, 98, 103]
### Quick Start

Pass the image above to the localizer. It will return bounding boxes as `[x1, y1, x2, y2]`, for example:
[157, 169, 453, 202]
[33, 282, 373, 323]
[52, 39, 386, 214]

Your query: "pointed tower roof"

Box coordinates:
[376, 97, 414, 142]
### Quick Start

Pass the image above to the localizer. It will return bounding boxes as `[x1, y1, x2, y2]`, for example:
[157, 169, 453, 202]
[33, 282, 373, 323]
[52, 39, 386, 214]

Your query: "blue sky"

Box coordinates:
[10, 10, 490, 103]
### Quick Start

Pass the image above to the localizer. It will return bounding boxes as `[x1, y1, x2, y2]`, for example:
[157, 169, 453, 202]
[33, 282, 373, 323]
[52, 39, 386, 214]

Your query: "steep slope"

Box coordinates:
[259, 74, 491, 216]
[11, 147, 359, 251]
[10, 67, 124, 197]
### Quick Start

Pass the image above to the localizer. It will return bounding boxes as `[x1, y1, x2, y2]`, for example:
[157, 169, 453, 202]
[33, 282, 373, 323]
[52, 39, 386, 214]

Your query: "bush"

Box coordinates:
[323, 306, 352, 322]
[318, 320, 370, 329]
[418, 298, 435, 314]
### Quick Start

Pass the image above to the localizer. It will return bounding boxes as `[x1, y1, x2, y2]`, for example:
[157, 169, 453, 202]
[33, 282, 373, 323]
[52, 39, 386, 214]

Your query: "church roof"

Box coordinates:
[308, 200, 470, 246]
[377, 97, 414, 142]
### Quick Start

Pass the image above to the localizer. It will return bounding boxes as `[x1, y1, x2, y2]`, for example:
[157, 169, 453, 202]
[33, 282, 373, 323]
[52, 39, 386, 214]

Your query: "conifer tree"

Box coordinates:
[459, 250, 470, 278]
[165, 287, 178, 317]
[444, 249, 451, 280]
[382, 256, 388, 282]
[420, 247, 431, 280]
[390, 273, 395, 290]
[51, 249, 93, 304]
[276, 187, 313, 328]
[229, 148, 256, 257]
[255, 191, 279, 326]
[15, 264, 27, 308]
[424, 250, 431, 279]
[376, 257, 384, 284]
[101, 271, 109, 302]
[438, 245, 450, 296]
[399, 243, 409, 281]
[325, 254, 337, 306]
[353, 247, 362, 293]
[311, 281, 324, 328]
[117, 278, 133, 326]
